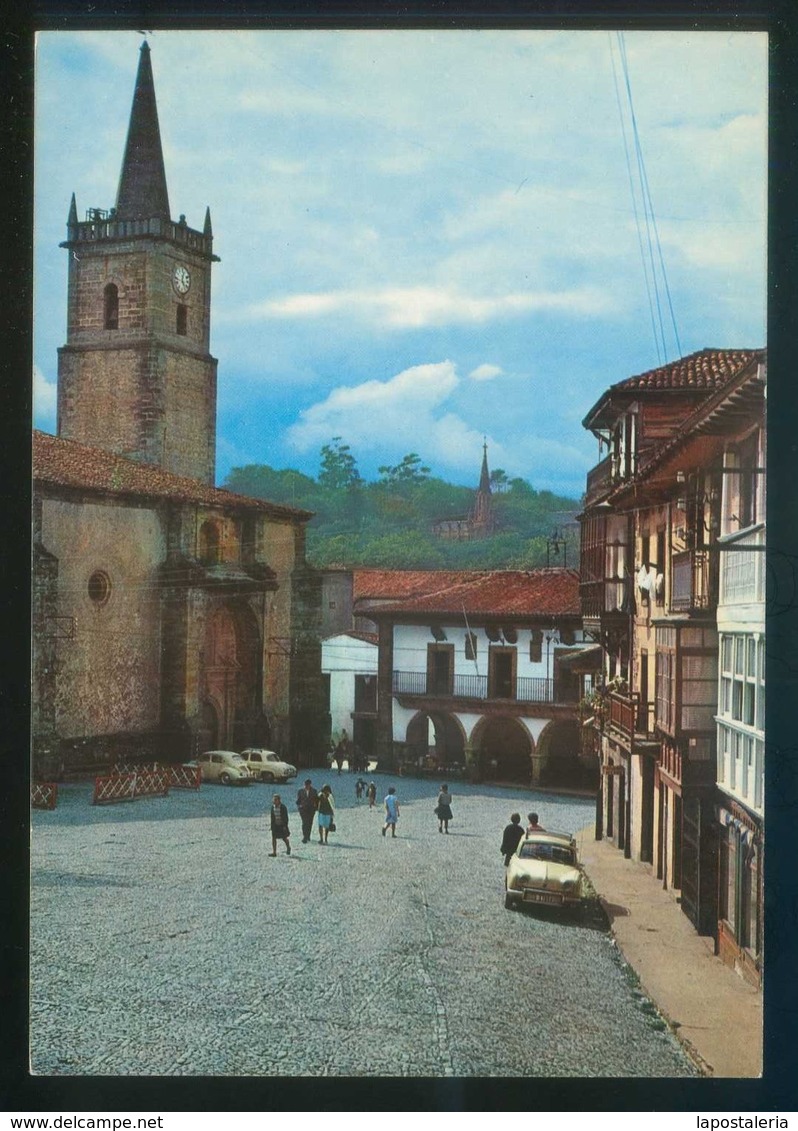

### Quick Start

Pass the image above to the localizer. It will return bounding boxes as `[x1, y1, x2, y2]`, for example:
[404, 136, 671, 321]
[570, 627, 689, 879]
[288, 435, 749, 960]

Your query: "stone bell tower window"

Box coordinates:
[103, 284, 119, 330]
[176, 304, 188, 336]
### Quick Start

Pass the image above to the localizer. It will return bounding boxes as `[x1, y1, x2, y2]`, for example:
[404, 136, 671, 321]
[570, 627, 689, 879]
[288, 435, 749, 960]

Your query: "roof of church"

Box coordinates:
[33, 431, 314, 522]
[583, 348, 762, 430]
[353, 568, 580, 618]
[115, 42, 171, 222]
[478, 442, 491, 494]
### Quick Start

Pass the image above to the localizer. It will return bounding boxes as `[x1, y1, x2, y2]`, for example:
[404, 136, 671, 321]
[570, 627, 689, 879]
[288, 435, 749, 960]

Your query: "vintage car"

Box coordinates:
[504, 829, 584, 913]
[193, 750, 253, 786]
[239, 748, 298, 783]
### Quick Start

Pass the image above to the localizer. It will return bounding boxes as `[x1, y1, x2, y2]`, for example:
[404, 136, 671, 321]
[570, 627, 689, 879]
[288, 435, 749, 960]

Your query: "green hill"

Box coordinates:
[224, 442, 580, 570]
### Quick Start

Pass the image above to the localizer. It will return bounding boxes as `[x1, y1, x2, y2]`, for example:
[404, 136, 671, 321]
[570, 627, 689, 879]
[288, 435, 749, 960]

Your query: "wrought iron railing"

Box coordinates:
[392, 671, 556, 703]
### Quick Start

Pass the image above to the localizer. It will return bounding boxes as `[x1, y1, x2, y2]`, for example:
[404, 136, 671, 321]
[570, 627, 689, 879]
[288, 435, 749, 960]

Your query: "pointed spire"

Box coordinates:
[203, 206, 213, 237]
[478, 439, 491, 494]
[115, 42, 171, 222]
[67, 193, 78, 226]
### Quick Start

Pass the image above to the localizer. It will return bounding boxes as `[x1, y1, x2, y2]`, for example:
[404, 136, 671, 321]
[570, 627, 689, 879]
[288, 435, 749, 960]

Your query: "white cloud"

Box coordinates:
[287, 361, 460, 452]
[242, 285, 613, 329]
[33, 366, 57, 430]
[468, 364, 503, 382]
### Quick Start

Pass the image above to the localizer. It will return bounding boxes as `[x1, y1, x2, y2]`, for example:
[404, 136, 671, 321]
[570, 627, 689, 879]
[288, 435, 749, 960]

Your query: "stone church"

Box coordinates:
[32, 43, 326, 777]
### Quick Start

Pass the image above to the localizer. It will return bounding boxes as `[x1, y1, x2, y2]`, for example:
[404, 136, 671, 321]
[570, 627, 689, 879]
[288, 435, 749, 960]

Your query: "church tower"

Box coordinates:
[57, 42, 219, 484]
[470, 440, 495, 534]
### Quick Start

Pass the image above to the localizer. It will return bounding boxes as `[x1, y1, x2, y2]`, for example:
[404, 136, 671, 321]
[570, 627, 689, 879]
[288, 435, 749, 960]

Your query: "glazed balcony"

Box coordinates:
[670, 549, 715, 613]
[718, 524, 765, 608]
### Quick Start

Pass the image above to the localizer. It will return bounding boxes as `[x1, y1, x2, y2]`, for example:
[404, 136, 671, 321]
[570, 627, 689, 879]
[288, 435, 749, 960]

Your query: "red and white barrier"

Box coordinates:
[31, 782, 58, 810]
[93, 771, 137, 805]
[168, 764, 202, 790]
[93, 766, 171, 805]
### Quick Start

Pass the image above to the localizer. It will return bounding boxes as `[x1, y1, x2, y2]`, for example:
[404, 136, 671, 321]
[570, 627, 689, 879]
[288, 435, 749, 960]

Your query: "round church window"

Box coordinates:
[87, 570, 111, 606]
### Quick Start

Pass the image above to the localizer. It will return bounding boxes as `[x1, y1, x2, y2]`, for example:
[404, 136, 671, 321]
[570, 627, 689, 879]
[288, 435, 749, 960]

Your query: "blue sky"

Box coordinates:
[33, 30, 767, 497]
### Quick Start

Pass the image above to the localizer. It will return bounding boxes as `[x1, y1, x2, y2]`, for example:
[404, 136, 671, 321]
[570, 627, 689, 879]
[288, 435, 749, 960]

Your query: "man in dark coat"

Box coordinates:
[501, 812, 525, 866]
[296, 778, 318, 844]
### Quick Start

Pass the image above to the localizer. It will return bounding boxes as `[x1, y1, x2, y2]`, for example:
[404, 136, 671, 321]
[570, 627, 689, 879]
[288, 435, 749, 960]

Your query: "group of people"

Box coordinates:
[326, 729, 370, 775]
[500, 811, 545, 865]
[273, 780, 548, 865]
[268, 779, 459, 854]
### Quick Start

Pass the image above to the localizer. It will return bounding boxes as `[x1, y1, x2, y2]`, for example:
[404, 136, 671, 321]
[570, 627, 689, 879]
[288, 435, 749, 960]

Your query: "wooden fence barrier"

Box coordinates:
[93, 771, 137, 805]
[168, 764, 202, 790]
[93, 766, 171, 805]
[31, 782, 58, 810]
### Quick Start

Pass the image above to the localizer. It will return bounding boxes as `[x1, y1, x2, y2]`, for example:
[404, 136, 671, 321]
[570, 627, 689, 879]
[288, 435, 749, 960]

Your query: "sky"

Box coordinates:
[33, 29, 767, 498]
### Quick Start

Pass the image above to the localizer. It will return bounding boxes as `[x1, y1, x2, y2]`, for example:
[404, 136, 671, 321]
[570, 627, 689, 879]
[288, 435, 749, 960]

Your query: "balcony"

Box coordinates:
[671, 549, 715, 613]
[584, 454, 613, 506]
[580, 576, 633, 619]
[606, 691, 657, 744]
[392, 671, 556, 704]
[718, 525, 765, 608]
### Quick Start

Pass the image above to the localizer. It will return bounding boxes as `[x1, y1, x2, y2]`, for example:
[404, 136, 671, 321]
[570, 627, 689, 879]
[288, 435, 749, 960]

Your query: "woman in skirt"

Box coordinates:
[436, 783, 453, 834]
[269, 794, 291, 856]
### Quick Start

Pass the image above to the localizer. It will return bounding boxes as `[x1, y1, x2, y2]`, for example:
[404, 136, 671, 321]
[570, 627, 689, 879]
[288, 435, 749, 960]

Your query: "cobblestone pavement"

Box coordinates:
[31, 773, 697, 1078]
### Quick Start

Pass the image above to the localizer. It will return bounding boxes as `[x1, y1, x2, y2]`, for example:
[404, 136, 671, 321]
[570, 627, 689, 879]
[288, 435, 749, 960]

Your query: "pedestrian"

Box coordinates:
[296, 778, 318, 843]
[382, 786, 400, 838]
[335, 744, 345, 775]
[500, 813, 525, 866]
[435, 783, 453, 834]
[355, 777, 366, 801]
[366, 781, 377, 809]
[269, 794, 291, 856]
[317, 784, 335, 844]
[527, 811, 545, 833]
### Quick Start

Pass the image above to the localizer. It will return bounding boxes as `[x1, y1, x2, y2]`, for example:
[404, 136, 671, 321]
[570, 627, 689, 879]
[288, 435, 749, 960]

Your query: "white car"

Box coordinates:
[504, 830, 584, 913]
[239, 748, 297, 783]
[193, 750, 253, 786]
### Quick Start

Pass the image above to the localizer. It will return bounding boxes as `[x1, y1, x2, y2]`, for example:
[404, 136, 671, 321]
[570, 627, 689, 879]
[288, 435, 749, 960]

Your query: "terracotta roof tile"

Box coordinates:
[613, 348, 759, 393]
[355, 568, 580, 618]
[32, 431, 313, 522]
[583, 348, 761, 429]
[352, 570, 472, 601]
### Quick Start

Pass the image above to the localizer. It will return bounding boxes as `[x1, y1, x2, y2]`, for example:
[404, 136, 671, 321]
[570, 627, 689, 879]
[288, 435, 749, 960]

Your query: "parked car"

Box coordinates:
[193, 750, 253, 786]
[239, 748, 298, 783]
[504, 830, 584, 913]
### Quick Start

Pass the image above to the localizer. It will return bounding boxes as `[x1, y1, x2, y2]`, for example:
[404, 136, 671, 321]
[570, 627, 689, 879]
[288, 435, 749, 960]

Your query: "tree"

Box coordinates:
[319, 437, 361, 491]
[489, 468, 509, 493]
[377, 452, 431, 486]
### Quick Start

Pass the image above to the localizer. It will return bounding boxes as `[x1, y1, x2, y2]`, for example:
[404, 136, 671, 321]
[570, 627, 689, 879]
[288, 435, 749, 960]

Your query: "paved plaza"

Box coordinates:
[30, 773, 697, 1077]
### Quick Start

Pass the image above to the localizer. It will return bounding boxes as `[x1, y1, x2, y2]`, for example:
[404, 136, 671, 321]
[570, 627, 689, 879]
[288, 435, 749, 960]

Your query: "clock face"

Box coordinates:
[172, 265, 191, 295]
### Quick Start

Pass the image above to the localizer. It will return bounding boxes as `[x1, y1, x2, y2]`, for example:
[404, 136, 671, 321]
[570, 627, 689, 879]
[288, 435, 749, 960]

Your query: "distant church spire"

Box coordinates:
[478, 438, 491, 495]
[115, 42, 171, 222]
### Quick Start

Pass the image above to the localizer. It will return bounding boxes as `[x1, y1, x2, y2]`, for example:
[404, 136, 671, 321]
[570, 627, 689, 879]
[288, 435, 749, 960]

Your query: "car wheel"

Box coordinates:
[260, 771, 275, 783]
[504, 891, 516, 911]
[219, 772, 231, 785]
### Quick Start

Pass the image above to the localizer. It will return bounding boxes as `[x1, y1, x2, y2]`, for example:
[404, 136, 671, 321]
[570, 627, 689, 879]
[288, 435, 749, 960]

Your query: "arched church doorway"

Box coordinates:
[405, 712, 465, 771]
[536, 719, 591, 789]
[201, 602, 261, 751]
[473, 716, 533, 783]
